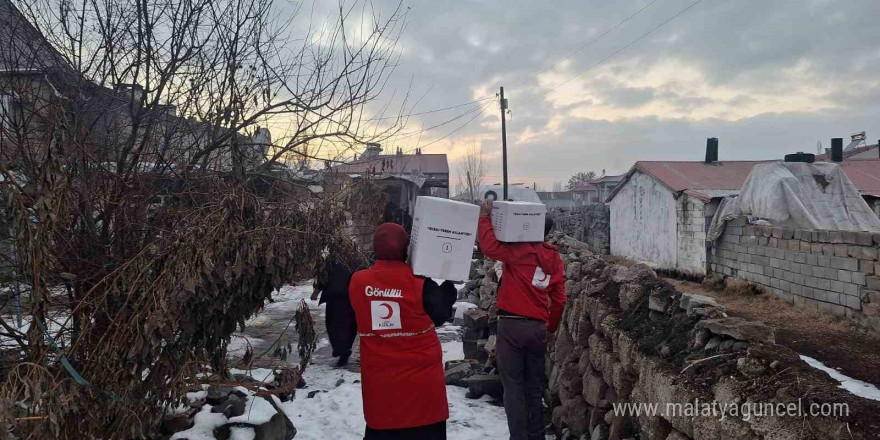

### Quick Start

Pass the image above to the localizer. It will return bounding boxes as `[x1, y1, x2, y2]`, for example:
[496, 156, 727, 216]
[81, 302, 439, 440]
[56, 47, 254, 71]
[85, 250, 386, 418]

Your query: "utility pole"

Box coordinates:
[500, 86, 509, 201]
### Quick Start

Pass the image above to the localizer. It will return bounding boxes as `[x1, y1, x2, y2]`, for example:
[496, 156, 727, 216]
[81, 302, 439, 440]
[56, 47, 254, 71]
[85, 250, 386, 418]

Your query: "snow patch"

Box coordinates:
[799, 355, 880, 401]
[171, 406, 227, 440]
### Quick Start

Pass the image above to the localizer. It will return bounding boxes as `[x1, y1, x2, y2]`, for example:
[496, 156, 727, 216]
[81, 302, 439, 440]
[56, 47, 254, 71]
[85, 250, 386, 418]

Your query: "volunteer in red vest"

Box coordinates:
[348, 222, 457, 440]
[477, 198, 566, 440]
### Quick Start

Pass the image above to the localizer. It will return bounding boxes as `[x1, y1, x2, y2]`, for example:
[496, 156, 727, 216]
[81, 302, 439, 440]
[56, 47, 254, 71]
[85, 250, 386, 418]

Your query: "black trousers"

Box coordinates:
[364, 421, 446, 440]
[496, 317, 547, 440]
[325, 295, 357, 357]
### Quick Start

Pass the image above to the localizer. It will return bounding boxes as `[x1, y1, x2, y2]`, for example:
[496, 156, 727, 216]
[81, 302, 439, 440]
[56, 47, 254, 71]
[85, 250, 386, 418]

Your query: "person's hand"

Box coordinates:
[480, 198, 493, 217]
[310, 288, 321, 301]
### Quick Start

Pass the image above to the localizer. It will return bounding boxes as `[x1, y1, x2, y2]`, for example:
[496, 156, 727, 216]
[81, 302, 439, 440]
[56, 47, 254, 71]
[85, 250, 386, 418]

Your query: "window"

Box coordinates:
[0, 94, 21, 132]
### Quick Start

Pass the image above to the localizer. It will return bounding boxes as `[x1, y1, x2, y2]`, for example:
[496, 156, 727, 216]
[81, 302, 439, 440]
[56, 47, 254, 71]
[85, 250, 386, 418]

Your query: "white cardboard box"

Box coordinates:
[408, 196, 480, 281]
[491, 201, 547, 242]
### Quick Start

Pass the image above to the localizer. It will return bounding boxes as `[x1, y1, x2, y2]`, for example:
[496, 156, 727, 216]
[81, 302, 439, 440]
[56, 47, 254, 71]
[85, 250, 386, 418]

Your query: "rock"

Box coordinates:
[463, 339, 489, 363]
[693, 330, 710, 349]
[737, 357, 767, 377]
[697, 317, 775, 344]
[567, 262, 583, 280]
[484, 335, 497, 355]
[582, 368, 607, 406]
[560, 364, 584, 395]
[335, 378, 345, 387]
[306, 390, 325, 398]
[611, 263, 656, 284]
[211, 394, 245, 418]
[589, 407, 607, 432]
[465, 279, 480, 291]
[254, 410, 296, 440]
[665, 431, 689, 440]
[704, 336, 722, 351]
[465, 374, 504, 400]
[206, 387, 235, 405]
[687, 306, 726, 319]
[679, 293, 726, 315]
[591, 423, 609, 440]
[718, 339, 735, 352]
[648, 293, 668, 313]
[618, 283, 647, 312]
[577, 351, 592, 375]
[564, 398, 591, 437]
[770, 360, 782, 370]
[732, 341, 749, 352]
[659, 345, 671, 358]
[445, 360, 481, 387]
[160, 413, 194, 435]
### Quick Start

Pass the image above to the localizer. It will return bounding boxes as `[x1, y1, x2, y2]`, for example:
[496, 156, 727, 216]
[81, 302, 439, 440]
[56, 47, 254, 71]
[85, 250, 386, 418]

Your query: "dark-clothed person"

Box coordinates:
[477, 199, 566, 440]
[314, 255, 362, 366]
[348, 223, 457, 440]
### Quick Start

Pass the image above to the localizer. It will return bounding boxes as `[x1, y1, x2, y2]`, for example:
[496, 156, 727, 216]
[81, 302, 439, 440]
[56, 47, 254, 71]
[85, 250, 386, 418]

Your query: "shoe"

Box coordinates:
[336, 353, 350, 367]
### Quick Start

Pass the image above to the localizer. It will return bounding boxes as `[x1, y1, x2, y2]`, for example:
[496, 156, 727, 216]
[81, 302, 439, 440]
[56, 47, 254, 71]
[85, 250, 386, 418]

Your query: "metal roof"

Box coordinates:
[607, 159, 880, 202]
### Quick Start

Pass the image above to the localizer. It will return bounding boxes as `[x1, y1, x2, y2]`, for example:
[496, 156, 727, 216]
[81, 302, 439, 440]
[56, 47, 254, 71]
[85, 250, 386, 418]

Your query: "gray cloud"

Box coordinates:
[343, 0, 880, 186]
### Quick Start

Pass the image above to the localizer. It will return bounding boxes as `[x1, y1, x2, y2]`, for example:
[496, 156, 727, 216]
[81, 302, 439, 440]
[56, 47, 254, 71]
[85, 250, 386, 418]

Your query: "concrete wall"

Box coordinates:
[710, 217, 880, 333]
[551, 205, 610, 254]
[675, 196, 710, 276]
[610, 171, 677, 270]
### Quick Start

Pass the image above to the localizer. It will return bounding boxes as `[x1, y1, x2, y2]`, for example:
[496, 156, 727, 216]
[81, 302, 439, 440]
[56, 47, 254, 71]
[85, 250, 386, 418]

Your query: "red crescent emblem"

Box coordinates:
[537, 273, 550, 283]
[379, 303, 394, 319]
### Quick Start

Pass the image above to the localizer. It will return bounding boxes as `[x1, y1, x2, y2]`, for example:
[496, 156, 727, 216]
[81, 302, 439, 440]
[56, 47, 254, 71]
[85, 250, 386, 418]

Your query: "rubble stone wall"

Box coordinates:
[547, 234, 878, 440]
[709, 216, 880, 334]
[552, 205, 611, 254]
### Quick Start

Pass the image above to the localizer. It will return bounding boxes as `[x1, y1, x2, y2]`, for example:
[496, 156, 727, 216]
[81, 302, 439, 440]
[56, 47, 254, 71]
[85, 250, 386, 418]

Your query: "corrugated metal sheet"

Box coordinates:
[609, 159, 880, 202]
[838, 159, 880, 197]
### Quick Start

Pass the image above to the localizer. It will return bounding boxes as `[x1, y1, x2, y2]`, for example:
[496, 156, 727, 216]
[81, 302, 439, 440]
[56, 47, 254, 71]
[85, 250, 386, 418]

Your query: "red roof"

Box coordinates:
[608, 159, 880, 202]
[334, 153, 449, 175]
[838, 159, 880, 197]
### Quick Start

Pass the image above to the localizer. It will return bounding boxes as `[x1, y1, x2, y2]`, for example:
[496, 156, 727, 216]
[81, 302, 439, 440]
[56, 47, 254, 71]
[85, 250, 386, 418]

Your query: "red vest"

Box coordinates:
[348, 260, 449, 430]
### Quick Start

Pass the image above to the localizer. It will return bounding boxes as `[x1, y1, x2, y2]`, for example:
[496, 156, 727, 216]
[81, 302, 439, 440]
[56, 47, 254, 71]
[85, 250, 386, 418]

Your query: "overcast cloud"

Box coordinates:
[337, 0, 880, 189]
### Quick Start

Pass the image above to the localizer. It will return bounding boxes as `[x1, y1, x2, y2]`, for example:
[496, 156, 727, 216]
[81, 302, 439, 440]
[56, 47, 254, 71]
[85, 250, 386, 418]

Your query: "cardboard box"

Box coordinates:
[491, 201, 547, 242]
[408, 196, 480, 281]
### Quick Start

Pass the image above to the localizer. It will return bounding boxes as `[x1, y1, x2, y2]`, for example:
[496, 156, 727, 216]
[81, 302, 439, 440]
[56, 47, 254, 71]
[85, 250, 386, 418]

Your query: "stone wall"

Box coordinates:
[709, 217, 880, 333]
[552, 205, 611, 255]
[547, 234, 879, 440]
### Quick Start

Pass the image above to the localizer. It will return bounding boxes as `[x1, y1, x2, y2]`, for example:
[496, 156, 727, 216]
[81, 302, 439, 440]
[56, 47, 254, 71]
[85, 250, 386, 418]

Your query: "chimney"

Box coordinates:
[831, 138, 843, 162]
[705, 137, 719, 163]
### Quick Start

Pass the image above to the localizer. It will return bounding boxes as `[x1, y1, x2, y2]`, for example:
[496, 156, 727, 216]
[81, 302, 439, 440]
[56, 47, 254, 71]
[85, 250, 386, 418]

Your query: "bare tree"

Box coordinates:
[455, 144, 486, 203]
[567, 171, 598, 189]
[0, 0, 402, 437]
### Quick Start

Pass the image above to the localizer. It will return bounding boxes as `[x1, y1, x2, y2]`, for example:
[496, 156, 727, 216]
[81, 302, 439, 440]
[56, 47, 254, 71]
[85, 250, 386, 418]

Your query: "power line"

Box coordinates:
[384, 98, 493, 143]
[513, 0, 663, 87]
[415, 99, 494, 150]
[539, 0, 705, 95]
[364, 96, 495, 121]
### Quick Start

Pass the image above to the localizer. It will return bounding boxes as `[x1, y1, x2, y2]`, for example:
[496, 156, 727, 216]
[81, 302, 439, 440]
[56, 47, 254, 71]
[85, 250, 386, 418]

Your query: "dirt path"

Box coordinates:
[666, 278, 880, 387]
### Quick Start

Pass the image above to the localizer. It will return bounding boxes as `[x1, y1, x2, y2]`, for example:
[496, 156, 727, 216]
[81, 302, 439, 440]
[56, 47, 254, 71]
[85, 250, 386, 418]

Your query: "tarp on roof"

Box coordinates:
[708, 162, 880, 241]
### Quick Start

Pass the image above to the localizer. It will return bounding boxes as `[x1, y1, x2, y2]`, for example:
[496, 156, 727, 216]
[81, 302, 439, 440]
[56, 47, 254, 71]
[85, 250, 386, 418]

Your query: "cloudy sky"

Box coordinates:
[324, 0, 880, 189]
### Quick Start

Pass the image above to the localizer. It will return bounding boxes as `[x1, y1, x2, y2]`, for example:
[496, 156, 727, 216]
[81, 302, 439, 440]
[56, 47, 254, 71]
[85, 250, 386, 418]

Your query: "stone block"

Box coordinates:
[582, 367, 607, 407]
[829, 231, 843, 243]
[852, 271, 866, 286]
[856, 232, 874, 246]
[830, 257, 858, 271]
[822, 244, 835, 256]
[867, 276, 880, 291]
[842, 231, 857, 243]
[838, 270, 852, 283]
[834, 244, 849, 257]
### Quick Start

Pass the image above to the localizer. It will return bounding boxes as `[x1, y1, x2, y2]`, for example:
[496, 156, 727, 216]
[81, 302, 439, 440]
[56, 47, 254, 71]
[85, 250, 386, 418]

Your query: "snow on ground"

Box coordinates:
[227, 335, 265, 357]
[799, 355, 880, 401]
[212, 282, 510, 439]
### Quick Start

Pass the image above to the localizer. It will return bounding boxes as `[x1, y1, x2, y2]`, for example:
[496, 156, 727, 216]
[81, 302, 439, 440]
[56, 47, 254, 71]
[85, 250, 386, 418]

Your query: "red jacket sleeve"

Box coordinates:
[478, 215, 513, 262]
[547, 254, 567, 332]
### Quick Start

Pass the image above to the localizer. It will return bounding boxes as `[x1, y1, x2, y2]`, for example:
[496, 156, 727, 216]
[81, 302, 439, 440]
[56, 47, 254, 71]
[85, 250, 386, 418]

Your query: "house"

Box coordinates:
[0, 0, 268, 173]
[333, 144, 450, 233]
[605, 141, 880, 277]
[570, 183, 599, 204]
[593, 174, 624, 202]
[537, 191, 578, 210]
